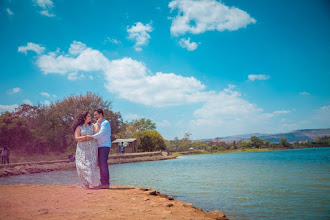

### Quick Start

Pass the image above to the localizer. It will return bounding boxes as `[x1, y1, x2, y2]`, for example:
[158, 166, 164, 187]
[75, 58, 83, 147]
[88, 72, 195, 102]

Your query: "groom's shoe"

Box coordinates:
[93, 184, 110, 189]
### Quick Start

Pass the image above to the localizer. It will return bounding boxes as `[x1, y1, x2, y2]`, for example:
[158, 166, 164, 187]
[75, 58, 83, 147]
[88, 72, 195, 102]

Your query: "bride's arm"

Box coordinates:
[74, 127, 87, 142]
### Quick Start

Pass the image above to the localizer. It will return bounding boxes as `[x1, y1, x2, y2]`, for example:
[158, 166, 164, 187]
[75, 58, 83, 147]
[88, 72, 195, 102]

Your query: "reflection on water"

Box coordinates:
[1, 147, 329, 220]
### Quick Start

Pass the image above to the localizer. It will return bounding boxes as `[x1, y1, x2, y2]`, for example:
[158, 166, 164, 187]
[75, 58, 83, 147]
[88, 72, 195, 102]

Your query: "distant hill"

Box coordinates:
[217, 128, 330, 143]
[221, 133, 268, 139]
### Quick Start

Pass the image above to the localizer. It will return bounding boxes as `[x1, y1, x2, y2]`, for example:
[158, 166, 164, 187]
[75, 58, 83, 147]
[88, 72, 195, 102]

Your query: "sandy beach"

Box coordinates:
[0, 184, 227, 220]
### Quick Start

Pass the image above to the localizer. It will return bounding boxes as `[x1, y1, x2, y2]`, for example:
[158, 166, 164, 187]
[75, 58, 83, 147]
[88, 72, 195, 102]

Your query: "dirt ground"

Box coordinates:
[0, 184, 228, 220]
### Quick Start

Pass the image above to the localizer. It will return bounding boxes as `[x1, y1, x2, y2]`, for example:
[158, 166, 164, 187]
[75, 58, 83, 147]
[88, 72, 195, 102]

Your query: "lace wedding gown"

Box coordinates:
[76, 124, 99, 186]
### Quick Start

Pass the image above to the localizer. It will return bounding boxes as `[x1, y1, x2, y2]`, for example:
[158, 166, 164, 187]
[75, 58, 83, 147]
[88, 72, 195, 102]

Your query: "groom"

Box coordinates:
[92, 108, 111, 189]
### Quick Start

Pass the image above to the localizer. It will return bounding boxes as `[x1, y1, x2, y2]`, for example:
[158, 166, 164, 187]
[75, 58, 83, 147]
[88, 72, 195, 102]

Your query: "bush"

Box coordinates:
[137, 130, 166, 152]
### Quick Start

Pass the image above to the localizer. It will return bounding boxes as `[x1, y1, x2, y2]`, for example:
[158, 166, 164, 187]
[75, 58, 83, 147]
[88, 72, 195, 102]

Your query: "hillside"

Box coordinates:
[219, 128, 330, 143]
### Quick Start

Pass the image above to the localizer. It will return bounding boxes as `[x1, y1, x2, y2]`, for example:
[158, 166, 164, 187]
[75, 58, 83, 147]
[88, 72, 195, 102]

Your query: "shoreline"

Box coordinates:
[0, 152, 177, 177]
[0, 184, 228, 220]
[176, 146, 317, 156]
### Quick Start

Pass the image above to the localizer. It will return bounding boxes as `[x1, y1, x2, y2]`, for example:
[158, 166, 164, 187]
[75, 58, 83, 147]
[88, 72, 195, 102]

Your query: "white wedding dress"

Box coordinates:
[75, 124, 99, 186]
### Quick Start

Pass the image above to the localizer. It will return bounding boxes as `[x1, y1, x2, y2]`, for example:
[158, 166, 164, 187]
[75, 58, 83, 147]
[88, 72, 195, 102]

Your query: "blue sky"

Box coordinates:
[1, 0, 329, 139]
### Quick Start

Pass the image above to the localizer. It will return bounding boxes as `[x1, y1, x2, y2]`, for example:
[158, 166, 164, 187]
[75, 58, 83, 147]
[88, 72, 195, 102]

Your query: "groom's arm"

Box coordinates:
[92, 121, 110, 139]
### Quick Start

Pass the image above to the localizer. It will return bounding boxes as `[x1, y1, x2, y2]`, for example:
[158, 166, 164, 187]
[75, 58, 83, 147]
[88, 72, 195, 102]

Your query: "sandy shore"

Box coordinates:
[0, 184, 227, 220]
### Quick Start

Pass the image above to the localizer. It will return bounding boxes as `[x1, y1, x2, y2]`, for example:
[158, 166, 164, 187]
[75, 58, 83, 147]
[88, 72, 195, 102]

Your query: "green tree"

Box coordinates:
[0, 112, 33, 152]
[177, 132, 192, 151]
[313, 136, 330, 147]
[211, 144, 219, 152]
[192, 140, 208, 150]
[115, 118, 156, 139]
[131, 118, 156, 131]
[280, 138, 289, 148]
[265, 140, 270, 148]
[250, 136, 264, 148]
[241, 141, 252, 149]
[230, 141, 238, 149]
[166, 137, 180, 151]
[137, 130, 166, 152]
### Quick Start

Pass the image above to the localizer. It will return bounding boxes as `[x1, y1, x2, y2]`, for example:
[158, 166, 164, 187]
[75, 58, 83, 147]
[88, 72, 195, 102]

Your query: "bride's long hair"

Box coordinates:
[72, 111, 91, 133]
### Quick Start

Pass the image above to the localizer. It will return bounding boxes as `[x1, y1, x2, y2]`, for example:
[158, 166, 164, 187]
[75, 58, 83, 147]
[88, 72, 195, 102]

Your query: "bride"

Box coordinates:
[72, 111, 100, 189]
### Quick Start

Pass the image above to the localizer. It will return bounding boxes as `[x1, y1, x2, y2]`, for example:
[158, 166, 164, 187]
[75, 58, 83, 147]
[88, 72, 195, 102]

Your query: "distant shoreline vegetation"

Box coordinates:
[166, 133, 330, 155]
[172, 147, 321, 157]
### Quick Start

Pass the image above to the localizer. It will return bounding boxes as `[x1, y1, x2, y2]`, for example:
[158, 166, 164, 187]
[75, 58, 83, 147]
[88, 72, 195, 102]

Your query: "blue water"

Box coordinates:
[1, 147, 329, 220]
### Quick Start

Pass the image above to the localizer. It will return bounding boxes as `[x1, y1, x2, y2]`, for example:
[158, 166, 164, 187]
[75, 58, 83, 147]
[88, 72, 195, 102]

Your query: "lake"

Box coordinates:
[1, 147, 329, 220]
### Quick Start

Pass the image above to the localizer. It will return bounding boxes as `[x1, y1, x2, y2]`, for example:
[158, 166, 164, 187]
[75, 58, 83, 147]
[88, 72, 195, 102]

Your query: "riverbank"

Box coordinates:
[0, 184, 227, 220]
[0, 152, 177, 177]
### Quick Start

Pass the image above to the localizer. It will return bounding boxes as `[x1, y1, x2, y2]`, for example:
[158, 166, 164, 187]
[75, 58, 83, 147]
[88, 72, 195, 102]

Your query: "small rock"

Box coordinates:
[166, 203, 174, 207]
[143, 197, 150, 201]
[149, 190, 158, 196]
[212, 211, 226, 218]
[167, 196, 174, 200]
[183, 203, 193, 207]
[38, 209, 49, 215]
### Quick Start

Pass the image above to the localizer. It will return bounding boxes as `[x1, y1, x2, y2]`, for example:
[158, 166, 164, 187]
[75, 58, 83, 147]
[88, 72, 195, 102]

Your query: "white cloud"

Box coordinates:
[248, 74, 270, 81]
[299, 91, 310, 96]
[8, 87, 22, 94]
[33, 42, 209, 107]
[0, 104, 19, 113]
[104, 58, 209, 107]
[68, 41, 87, 55]
[67, 72, 85, 81]
[273, 110, 291, 115]
[313, 105, 330, 121]
[35, 0, 53, 9]
[36, 41, 109, 74]
[34, 0, 55, 17]
[42, 100, 51, 106]
[41, 92, 57, 98]
[189, 85, 269, 136]
[40, 10, 55, 17]
[6, 8, 14, 16]
[193, 86, 262, 120]
[23, 99, 33, 105]
[188, 87, 296, 137]
[106, 37, 121, 45]
[158, 120, 171, 127]
[40, 92, 50, 97]
[169, 0, 256, 36]
[18, 43, 46, 55]
[178, 37, 200, 51]
[263, 110, 291, 119]
[125, 113, 145, 120]
[127, 22, 153, 51]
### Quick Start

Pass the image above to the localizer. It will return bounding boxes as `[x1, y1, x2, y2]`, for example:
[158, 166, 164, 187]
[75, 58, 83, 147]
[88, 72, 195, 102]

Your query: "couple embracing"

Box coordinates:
[72, 109, 111, 189]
